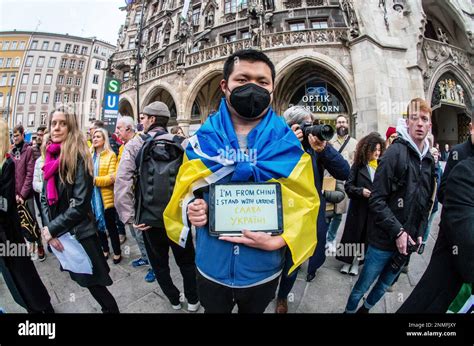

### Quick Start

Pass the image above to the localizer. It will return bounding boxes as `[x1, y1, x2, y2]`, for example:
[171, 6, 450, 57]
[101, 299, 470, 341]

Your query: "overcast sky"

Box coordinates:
[0, 0, 127, 45]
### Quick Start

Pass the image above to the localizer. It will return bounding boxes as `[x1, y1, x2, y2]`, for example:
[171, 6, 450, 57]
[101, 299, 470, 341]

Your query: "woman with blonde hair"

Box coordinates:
[0, 118, 53, 313]
[90, 127, 122, 264]
[40, 108, 119, 313]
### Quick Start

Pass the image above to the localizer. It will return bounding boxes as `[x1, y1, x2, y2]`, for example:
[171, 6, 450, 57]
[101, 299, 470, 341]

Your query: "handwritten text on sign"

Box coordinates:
[214, 185, 279, 232]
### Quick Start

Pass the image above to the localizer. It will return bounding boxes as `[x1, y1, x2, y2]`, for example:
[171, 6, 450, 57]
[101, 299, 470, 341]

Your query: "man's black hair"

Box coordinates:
[155, 116, 169, 128]
[223, 49, 275, 83]
[37, 125, 46, 132]
[146, 115, 169, 129]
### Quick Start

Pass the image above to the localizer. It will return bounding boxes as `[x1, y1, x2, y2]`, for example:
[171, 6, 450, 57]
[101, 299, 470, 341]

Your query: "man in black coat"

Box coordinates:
[398, 116, 474, 313]
[344, 98, 435, 313]
[438, 122, 474, 204]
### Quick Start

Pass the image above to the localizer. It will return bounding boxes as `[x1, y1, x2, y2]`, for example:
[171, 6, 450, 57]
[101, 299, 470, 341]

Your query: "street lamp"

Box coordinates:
[133, 0, 146, 119]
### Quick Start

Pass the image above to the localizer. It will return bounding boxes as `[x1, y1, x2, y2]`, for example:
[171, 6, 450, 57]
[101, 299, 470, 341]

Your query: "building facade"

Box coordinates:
[0, 31, 115, 132]
[0, 33, 30, 128]
[112, 0, 472, 144]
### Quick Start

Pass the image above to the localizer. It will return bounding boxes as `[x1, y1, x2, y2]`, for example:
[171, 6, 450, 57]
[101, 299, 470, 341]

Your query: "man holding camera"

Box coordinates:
[276, 106, 349, 313]
[344, 98, 435, 313]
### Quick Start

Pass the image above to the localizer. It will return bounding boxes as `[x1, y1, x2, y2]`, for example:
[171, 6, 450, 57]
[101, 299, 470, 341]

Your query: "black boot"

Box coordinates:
[306, 272, 316, 282]
[356, 305, 369, 314]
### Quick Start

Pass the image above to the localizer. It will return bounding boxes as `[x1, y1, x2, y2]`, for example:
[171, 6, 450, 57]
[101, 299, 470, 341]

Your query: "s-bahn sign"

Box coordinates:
[102, 77, 121, 132]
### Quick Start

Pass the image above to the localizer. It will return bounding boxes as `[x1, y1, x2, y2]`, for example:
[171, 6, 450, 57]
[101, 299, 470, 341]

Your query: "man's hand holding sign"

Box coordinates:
[188, 183, 286, 251]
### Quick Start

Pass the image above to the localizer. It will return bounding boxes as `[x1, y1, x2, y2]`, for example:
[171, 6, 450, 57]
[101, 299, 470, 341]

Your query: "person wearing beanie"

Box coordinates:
[385, 126, 397, 148]
[114, 101, 200, 312]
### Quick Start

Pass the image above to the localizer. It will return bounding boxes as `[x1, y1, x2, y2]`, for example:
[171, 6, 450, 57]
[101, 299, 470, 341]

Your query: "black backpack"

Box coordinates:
[134, 131, 185, 228]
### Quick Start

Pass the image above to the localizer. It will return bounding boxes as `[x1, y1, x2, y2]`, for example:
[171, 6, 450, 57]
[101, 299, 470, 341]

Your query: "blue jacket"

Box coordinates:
[194, 174, 284, 288]
[194, 142, 349, 287]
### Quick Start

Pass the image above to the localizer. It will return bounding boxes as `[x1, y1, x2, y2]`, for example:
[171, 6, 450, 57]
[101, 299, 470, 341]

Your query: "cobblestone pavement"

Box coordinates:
[1, 213, 440, 314]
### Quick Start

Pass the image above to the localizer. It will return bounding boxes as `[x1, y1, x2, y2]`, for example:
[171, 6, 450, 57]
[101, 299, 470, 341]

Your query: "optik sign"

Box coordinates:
[102, 77, 121, 133]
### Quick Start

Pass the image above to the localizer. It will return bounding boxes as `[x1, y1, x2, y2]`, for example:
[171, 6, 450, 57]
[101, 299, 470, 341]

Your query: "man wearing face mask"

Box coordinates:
[163, 49, 319, 313]
[325, 115, 358, 258]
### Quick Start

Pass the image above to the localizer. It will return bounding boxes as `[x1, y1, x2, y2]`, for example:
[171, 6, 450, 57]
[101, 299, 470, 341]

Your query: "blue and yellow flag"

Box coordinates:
[164, 98, 319, 273]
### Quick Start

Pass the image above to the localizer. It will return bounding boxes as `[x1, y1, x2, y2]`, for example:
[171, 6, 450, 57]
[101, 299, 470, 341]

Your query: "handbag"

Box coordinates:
[17, 203, 41, 243]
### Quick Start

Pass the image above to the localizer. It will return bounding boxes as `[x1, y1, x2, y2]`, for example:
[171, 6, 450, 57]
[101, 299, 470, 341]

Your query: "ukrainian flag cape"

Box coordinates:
[164, 98, 319, 273]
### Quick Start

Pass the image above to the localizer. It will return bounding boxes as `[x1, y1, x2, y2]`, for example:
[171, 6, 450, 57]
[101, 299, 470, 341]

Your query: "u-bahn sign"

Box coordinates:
[102, 77, 121, 133]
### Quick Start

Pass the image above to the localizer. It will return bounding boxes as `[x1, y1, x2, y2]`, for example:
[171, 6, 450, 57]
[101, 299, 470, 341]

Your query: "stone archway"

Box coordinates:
[118, 96, 135, 120]
[274, 54, 355, 132]
[430, 71, 472, 146]
[185, 67, 224, 134]
[142, 85, 178, 126]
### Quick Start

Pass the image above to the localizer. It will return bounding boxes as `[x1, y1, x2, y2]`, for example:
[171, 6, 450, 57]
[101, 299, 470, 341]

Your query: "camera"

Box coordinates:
[299, 122, 335, 142]
[390, 242, 418, 273]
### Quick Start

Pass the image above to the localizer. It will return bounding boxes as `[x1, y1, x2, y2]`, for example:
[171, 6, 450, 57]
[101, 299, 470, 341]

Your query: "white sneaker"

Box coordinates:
[340, 264, 351, 274]
[171, 302, 182, 310]
[187, 301, 200, 312]
[349, 261, 359, 276]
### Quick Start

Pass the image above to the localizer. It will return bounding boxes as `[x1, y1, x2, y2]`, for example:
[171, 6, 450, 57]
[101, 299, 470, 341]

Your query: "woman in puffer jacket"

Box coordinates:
[90, 128, 122, 264]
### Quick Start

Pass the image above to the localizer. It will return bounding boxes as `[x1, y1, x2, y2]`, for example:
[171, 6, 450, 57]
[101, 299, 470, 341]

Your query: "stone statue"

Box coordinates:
[457, 84, 464, 104]
[177, 46, 185, 65]
[341, 0, 359, 38]
[251, 25, 262, 47]
[439, 80, 446, 100]
[437, 28, 449, 44]
[205, 8, 215, 27]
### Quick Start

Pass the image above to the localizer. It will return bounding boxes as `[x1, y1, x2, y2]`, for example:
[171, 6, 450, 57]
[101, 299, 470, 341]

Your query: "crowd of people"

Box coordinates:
[0, 49, 472, 314]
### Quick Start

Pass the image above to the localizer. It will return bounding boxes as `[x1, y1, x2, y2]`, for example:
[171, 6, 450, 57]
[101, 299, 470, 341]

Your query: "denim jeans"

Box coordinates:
[345, 245, 403, 312]
[422, 210, 438, 243]
[126, 224, 149, 261]
[326, 213, 342, 243]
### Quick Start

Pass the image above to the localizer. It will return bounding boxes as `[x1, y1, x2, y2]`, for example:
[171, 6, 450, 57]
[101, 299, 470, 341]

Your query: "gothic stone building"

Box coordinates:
[111, 0, 473, 144]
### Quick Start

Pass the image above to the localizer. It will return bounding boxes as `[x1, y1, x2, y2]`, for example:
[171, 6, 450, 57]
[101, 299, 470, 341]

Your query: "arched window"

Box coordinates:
[192, 101, 201, 119]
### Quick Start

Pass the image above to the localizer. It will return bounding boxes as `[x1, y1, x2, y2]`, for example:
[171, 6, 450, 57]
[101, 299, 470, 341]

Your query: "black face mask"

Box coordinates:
[337, 126, 348, 137]
[228, 83, 271, 119]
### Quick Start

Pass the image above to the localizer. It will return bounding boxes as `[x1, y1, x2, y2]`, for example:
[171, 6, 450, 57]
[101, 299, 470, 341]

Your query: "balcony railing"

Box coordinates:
[284, 0, 328, 8]
[422, 38, 470, 70]
[186, 38, 253, 67]
[262, 28, 346, 49]
[113, 49, 136, 61]
[120, 27, 348, 91]
[141, 60, 176, 83]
